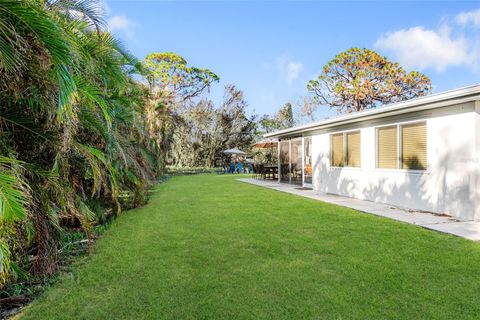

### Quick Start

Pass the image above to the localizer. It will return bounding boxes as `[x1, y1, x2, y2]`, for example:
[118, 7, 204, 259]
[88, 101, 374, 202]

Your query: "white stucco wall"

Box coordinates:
[311, 102, 480, 220]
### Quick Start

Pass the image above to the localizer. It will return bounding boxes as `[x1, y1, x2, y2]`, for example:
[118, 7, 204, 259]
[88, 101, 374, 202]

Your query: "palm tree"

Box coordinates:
[0, 0, 160, 286]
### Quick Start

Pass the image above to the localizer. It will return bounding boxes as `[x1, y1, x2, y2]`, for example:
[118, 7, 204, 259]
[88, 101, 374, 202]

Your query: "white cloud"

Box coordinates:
[286, 62, 303, 84]
[107, 15, 136, 38]
[273, 55, 304, 84]
[375, 25, 478, 72]
[455, 8, 480, 27]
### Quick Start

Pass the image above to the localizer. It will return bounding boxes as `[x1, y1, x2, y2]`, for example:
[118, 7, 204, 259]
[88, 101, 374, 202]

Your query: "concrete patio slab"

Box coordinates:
[422, 221, 480, 241]
[238, 178, 480, 242]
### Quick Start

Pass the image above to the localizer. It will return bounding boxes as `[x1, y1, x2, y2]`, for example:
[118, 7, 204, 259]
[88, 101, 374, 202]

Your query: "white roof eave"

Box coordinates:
[264, 84, 480, 139]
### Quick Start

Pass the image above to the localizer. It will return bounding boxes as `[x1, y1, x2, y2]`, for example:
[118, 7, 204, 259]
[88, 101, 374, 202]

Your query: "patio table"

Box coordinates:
[263, 165, 278, 180]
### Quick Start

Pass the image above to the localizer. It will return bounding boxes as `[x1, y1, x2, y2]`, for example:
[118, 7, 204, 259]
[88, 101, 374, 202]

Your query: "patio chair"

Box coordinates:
[269, 165, 278, 181]
[254, 164, 262, 179]
[258, 164, 265, 180]
[251, 164, 257, 178]
[236, 162, 244, 174]
[265, 165, 273, 180]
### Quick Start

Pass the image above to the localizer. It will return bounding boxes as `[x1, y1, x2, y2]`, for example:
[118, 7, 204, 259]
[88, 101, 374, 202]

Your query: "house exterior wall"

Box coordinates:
[310, 101, 480, 220]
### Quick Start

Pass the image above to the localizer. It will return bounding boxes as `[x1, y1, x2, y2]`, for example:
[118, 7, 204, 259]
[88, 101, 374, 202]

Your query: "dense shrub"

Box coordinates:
[0, 0, 162, 288]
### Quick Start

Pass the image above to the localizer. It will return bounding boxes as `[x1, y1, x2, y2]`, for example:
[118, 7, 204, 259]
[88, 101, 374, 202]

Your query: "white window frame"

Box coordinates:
[330, 129, 362, 168]
[375, 120, 427, 172]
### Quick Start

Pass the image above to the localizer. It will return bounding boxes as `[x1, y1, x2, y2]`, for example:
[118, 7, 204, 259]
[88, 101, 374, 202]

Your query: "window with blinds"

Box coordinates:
[377, 126, 398, 169]
[401, 122, 427, 170]
[331, 131, 361, 167]
[331, 133, 344, 167]
[346, 131, 361, 167]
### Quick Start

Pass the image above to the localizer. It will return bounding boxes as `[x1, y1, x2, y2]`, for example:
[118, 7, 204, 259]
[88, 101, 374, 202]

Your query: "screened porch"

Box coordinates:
[278, 136, 312, 187]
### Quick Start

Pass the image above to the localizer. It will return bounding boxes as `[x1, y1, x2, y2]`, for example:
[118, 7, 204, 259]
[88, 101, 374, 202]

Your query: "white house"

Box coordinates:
[264, 84, 480, 221]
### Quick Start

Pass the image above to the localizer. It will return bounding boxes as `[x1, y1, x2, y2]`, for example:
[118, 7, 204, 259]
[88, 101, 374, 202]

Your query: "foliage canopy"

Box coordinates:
[143, 52, 219, 101]
[307, 48, 432, 113]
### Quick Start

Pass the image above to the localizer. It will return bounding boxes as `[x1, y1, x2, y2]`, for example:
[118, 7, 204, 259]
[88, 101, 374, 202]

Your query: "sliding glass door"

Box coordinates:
[303, 137, 313, 187]
[279, 140, 290, 183]
[278, 137, 306, 186]
[290, 139, 302, 185]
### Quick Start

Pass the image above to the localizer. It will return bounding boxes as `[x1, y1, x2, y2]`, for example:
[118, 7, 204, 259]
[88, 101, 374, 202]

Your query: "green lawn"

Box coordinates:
[19, 174, 480, 319]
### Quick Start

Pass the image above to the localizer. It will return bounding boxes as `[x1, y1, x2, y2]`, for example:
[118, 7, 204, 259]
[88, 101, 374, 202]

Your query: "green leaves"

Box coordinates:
[0, 0, 69, 71]
[48, 0, 106, 30]
[0, 157, 29, 286]
[143, 52, 219, 101]
[0, 0, 161, 288]
[0, 157, 29, 223]
[0, 239, 12, 287]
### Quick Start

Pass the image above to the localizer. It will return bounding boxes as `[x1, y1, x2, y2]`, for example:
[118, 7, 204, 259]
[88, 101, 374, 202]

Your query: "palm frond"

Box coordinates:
[0, 157, 30, 223]
[73, 143, 106, 196]
[76, 197, 95, 232]
[0, 1, 77, 123]
[47, 0, 106, 30]
[0, 239, 12, 287]
[73, 74, 112, 126]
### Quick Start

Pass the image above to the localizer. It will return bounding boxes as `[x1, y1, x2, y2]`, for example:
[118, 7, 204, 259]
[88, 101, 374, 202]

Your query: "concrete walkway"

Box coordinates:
[238, 178, 480, 242]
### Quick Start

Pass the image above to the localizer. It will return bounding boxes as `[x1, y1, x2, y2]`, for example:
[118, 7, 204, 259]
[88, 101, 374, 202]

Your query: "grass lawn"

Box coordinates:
[19, 174, 480, 319]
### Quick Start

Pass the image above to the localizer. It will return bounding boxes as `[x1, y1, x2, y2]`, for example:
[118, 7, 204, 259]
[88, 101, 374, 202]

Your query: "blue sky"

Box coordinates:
[105, 1, 480, 121]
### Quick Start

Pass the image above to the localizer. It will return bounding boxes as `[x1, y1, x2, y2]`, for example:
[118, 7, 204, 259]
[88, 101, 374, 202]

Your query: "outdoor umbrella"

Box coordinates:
[252, 138, 278, 148]
[222, 148, 248, 155]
